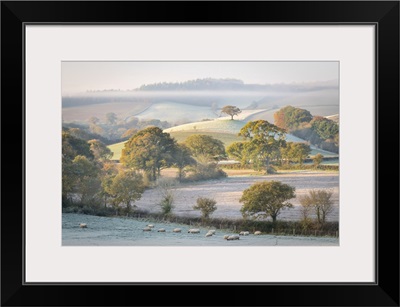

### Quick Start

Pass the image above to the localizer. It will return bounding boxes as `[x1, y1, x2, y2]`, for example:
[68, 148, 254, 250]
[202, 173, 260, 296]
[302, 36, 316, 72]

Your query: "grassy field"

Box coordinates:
[108, 141, 126, 161]
[132, 170, 339, 221]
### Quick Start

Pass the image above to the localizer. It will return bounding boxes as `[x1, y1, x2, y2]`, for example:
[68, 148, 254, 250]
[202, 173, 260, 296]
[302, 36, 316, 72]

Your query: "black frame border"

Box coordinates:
[1, 1, 399, 306]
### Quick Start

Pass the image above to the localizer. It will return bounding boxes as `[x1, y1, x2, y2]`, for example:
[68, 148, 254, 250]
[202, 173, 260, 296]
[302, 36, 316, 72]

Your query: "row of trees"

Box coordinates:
[240, 181, 334, 224]
[120, 127, 227, 182]
[225, 120, 312, 173]
[119, 119, 313, 178]
[184, 181, 334, 225]
[62, 129, 145, 212]
[62, 126, 228, 211]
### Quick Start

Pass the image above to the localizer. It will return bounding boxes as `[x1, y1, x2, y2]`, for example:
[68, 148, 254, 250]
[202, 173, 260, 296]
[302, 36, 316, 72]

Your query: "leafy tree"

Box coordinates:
[226, 141, 249, 166]
[120, 127, 177, 181]
[99, 162, 119, 207]
[62, 131, 95, 204]
[88, 139, 113, 161]
[313, 153, 324, 168]
[106, 170, 144, 213]
[238, 120, 286, 173]
[299, 190, 334, 224]
[281, 142, 311, 165]
[184, 134, 226, 163]
[173, 144, 196, 181]
[274, 105, 313, 130]
[311, 116, 339, 141]
[71, 155, 101, 204]
[193, 197, 217, 220]
[221, 105, 242, 120]
[62, 131, 94, 160]
[240, 181, 295, 223]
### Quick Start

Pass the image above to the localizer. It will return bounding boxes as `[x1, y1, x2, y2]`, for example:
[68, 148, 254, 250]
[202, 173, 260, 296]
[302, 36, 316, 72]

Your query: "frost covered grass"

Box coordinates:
[133, 172, 339, 222]
[62, 213, 339, 246]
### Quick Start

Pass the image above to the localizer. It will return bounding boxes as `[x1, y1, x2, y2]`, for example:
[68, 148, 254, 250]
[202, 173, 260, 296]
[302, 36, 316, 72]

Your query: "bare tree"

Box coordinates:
[156, 177, 179, 216]
[299, 189, 334, 224]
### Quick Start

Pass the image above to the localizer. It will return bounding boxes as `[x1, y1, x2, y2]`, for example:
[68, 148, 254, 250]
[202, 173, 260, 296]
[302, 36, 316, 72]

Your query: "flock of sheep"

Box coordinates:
[142, 224, 263, 240]
[78, 223, 263, 241]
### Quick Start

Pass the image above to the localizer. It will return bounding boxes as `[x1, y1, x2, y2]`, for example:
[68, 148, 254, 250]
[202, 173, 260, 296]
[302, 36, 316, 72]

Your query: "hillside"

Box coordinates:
[108, 116, 338, 161]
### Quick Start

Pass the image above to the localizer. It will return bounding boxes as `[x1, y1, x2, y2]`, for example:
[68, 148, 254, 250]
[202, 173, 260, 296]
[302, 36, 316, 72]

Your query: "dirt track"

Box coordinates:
[134, 171, 339, 222]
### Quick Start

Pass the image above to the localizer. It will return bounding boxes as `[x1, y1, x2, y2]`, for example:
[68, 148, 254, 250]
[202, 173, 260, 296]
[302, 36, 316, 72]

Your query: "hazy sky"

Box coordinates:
[62, 61, 338, 95]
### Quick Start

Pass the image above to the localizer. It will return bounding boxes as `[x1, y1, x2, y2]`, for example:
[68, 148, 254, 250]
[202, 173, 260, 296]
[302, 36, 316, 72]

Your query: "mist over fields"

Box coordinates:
[62, 78, 339, 124]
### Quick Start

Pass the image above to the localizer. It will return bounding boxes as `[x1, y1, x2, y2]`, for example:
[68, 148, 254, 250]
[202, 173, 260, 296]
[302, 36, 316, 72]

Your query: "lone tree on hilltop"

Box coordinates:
[240, 180, 296, 223]
[221, 105, 242, 120]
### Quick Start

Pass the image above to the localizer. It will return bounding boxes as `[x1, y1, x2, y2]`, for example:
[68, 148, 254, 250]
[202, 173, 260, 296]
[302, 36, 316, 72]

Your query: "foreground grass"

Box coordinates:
[63, 205, 339, 238]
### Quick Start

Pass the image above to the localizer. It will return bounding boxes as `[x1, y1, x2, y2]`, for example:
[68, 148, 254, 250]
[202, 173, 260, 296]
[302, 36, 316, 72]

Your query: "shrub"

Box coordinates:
[160, 193, 174, 216]
[184, 163, 227, 182]
[193, 197, 217, 220]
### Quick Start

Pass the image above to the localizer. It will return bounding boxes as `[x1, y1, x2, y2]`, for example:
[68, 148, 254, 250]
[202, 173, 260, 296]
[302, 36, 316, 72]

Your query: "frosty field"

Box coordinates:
[62, 213, 339, 246]
[134, 171, 339, 221]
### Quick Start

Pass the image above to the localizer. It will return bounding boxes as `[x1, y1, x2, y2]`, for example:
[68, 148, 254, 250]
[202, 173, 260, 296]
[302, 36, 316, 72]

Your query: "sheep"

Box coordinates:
[172, 228, 182, 233]
[239, 231, 249, 236]
[254, 231, 262, 235]
[205, 231, 213, 237]
[143, 227, 152, 231]
[157, 228, 166, 232]
[147, 224, 155, 228]
[188, 229, 200, 233]
[79, 223, 87, 228]
[223, 235, 230, 240]
[226, 235, 240, 241]
[207, 230, 216, 235]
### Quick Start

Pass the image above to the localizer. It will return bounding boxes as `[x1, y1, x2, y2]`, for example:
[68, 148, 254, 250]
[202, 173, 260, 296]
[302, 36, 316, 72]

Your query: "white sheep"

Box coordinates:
[223, 235, 230, 240]
[172, 228, 182, 233]
[143, 227, 152, 231]
[254, 231, 262, 235]
[157, 228, 166, 232]
[205, 232, 213, 237]
[239, 231, 249, 236]
[207, 230, 216, 235]
[79, 223, 87, 228]
[147, 224, 155, 228]
[226, 235, 240, 241]
[188, 229, 200, 233]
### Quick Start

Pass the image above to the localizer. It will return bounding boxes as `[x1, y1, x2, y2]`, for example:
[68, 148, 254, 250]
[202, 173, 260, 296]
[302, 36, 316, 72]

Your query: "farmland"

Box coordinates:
[132, 170, 339, 222]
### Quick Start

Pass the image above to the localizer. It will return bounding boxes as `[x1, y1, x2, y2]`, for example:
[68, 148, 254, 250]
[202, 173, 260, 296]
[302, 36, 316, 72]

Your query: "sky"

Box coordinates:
[62, 61, 339, 95]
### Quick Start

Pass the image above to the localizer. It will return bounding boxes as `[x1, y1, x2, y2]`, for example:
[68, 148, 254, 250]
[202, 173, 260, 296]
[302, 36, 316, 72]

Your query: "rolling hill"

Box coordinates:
[108, 115, 338, 161]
